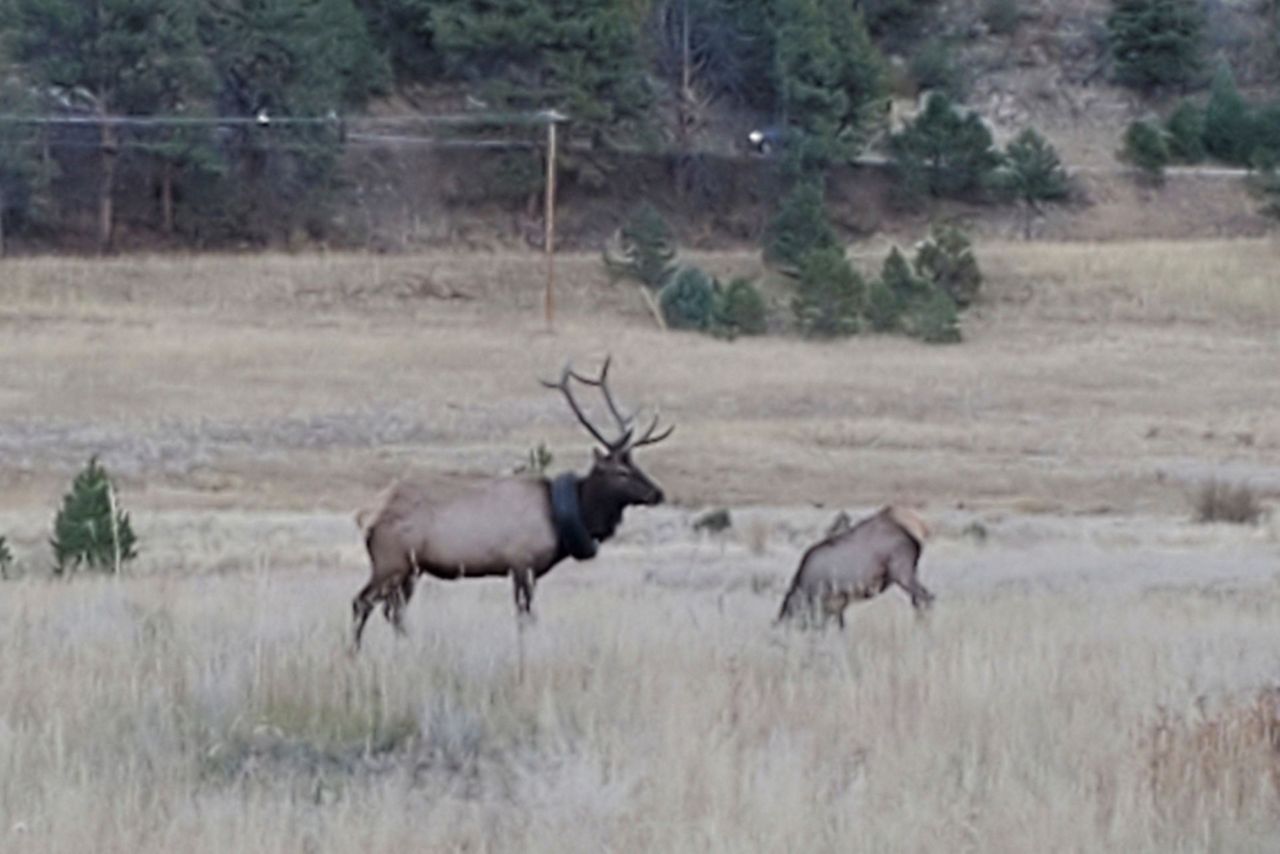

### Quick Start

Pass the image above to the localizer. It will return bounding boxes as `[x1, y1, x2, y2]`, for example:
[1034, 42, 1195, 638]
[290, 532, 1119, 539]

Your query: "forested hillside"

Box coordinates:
[0, 0, 1278, 252]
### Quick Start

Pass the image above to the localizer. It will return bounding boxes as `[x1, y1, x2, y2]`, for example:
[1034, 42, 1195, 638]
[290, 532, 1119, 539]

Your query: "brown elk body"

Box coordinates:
[777, 506, 933, 628]
[350, 358, 672, 650]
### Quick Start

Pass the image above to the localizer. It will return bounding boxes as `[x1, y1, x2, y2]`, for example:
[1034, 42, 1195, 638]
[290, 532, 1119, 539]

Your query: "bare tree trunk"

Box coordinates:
[98, 118, 118, 254]
[160, 159, 175, 235]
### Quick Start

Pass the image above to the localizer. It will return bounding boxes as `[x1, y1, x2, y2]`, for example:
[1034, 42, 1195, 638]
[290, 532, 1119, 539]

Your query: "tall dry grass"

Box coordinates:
[3, 565, 1280, 853]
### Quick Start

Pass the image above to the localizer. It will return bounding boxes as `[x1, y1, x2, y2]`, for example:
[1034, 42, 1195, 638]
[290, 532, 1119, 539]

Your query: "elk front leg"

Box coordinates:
[351, 581, 378, 653]
[888, 551, 934, 614]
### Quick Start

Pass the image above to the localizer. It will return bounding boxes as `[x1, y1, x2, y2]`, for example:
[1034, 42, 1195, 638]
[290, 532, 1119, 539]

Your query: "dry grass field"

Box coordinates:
[1, 239, 1280, 852]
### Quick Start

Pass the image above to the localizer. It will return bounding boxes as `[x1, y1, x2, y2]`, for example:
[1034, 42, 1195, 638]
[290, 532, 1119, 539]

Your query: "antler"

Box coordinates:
[541, 360, 631, 452]
[628, 410, 675, 450]
[542, 356, 674, 453]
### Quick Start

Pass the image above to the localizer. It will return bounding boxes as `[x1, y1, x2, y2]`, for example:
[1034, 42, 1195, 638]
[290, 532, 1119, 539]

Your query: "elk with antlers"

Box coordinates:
[349, 357, 673, 651]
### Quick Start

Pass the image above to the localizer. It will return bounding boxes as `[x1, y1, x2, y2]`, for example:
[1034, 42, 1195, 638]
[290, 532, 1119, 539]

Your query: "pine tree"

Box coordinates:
[994, 128, 1069, 238]
[772, 0, 884, 170]
[763, 178, 838, 270]
[1107, 0, 1205, 92]
[1164, 101, 1206, 163]
[431, 0, 652, 147]
[7, 0, 210, 252]
[0, 534, 12, 579]
[890, 93, 1003, 200]
[51, 457, 138, 575]
[1202, 62, 1255, 166]
[199, 0, 390, 239]
[792, 246, 865, 337]
[1121, 119, 1169, 183]
[0, 78, 48, 256]
[603, 203, 678, 289]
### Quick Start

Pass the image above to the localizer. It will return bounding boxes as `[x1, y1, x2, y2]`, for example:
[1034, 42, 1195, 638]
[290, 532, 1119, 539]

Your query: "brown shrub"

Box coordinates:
[1193, 479, 1265, 525]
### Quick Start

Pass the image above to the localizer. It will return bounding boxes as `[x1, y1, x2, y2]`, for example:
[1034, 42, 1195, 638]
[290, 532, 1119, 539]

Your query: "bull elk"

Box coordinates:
[777, 506, 934, 629]
[350, 357, 673, 651]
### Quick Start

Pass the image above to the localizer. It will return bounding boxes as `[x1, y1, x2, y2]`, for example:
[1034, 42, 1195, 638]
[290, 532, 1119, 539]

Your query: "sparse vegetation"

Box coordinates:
[982, 0, 1021, 36]
[692, 507, 733, 533]
[1193, 479, 1265, 525]
[909, 38, 966, 100]
[51, 456, 138, 575]
[518, 442, 555, 476]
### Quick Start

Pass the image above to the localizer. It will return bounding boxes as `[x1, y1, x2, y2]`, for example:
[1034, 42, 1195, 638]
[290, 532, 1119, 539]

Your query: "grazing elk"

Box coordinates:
[777, 506, 933, 629]
[350, 357, 673, 651]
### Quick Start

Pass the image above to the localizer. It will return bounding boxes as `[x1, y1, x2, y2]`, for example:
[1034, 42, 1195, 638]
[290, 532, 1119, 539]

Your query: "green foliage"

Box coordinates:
[1107, 0, 1205, 92]
[1203, 62, 1255, 166]
[913, 222, 982, 308]
[994, 128, 1070, 205]
[792, 246, 865, 337]
[432, 0, 652, 146]
[484, 151, 544, 202]
[659, 265, 718, 330]
[909, 39, 966, 100]
[902, 286, 961, 343]
[1121, 119, 1170, 182]
[763, 179, 838, 270]
[50, 457, 138, 576]
[0, 535, 12, 578]
[604, 203, 678, 289]
[713, 277, 769, 336]
[1164, 101, 1206, 163]
[982, 0, 1021, 36]
[890, 94, 1003, 200]
[522, 442, 554, 475]
[868, 246, 926, 331]
[0, 79, 50, 250]
[860, 0, 939, 44]
[771, 0, 885, 169]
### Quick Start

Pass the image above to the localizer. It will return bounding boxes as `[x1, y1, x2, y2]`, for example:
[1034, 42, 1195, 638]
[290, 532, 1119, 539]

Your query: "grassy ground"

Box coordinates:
[1, 240, 1279, 851]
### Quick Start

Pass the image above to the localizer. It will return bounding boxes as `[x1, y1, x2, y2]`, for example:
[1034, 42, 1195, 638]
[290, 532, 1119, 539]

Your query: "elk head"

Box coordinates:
[542, 357, 674, 530]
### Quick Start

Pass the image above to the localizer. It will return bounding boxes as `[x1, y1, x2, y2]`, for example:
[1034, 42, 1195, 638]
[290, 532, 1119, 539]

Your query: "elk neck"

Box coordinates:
[577, 472, 629, 543]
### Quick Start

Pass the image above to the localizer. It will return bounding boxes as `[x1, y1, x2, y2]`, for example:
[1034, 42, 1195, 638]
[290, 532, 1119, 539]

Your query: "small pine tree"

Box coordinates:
[1121, 120, 1170, 183]
[903, 287, 962, 343]
[890, 93, 1003, 200]
[51, 457, 138, 575]
[0, 535, 12, 579]
[792, 247, 865, 337]
[1107, 0, 1205, 92]
[868, 246, 929, 331]
[1203, 62, 1255, 166]
[1164, 101, 1206, 163]
[659, 266, 718, 330]
[604, 203, 678, 289]
[913, 223, 982, 308]
[994, 128, 1070, 238]
[763, 179, 838, 270]
[713, 278, 769, 337]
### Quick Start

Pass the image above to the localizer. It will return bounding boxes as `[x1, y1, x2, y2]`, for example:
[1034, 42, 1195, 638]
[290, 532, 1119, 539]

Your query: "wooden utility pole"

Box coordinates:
[543, 111, 564, 330]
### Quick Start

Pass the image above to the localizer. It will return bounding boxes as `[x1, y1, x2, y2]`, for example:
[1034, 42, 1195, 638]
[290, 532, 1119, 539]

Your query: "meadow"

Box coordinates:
[1, 239, 1279, 852]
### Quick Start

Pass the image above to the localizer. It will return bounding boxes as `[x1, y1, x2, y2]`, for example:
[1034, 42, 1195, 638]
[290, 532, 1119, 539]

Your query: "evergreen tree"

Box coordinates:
[50, 457, 138, 576]
[913, 222, 982, 308]
[0, 78, 48, 256]
[7, 0, 210, 251]
[604, 203, 678, 289]
[1107, 0, 1205, 92]
[993, 128, 1069, 238]
[1164, 101, 1206, 163]
[792, 246, 865, 337]
[431, 0, 652, 147]
[763, 178, 838, 270]
[772, 0, 884, 170]
[890, 93, 1003, 200]
[200, 0, 389, 239]
[1121, 119, 1170, 183]
[0, 534, 12, 579]
[1202, 62, 1255, 166]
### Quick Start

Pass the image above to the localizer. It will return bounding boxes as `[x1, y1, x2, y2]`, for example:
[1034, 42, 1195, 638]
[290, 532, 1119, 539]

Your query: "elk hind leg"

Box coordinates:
[888, 551, 934, 613]
[382, 573, 415, 636]
[351, 581, 379, 652]
[510, 567, 537, 623]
